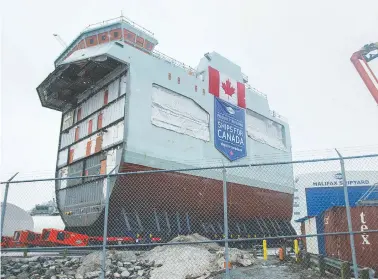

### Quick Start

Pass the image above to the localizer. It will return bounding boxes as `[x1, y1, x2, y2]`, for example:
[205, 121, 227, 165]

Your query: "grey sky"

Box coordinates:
[1, 0, 378, 208]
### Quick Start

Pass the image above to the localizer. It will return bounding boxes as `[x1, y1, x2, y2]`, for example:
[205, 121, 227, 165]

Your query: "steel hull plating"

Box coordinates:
[66, 162, 295, 238]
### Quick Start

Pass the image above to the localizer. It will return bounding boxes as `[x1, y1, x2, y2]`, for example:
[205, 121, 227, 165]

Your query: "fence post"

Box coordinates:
[340, 261, 351, 279]
[359, 268, 370, 279]
[100, 167, 117, 279]
[335, 149, 358, 279]
[318, 255, 326, 277]
[222, 167, 230, 278]
[302, 253, 311, 269]
[1, 172, 19, 238]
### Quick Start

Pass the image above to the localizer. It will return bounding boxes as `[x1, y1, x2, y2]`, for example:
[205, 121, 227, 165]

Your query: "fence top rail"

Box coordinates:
[1, 153, 378, 184]
[2, 229, 378, 253]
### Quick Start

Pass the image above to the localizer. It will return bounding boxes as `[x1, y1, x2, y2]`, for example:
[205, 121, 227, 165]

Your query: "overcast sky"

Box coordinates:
[1, 0, 378, 208]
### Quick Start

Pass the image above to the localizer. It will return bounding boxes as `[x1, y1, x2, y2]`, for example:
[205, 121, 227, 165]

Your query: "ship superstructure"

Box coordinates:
[37, 16, 295, 238]
[29, 200, 59, 216]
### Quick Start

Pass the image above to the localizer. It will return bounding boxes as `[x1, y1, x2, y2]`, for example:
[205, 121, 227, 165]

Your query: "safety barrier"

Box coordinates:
[1, 152, 378, 279]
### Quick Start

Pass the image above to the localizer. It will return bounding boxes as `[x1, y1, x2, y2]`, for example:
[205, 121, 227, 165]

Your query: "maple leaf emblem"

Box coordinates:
[222, 79, 235, 96]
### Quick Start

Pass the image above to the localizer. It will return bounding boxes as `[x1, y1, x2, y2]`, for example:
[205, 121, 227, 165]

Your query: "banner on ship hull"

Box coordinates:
[214, 97, 247, 161]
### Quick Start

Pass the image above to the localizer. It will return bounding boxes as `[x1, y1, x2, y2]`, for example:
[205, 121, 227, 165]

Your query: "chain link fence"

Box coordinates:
[1, 154, 378, 278]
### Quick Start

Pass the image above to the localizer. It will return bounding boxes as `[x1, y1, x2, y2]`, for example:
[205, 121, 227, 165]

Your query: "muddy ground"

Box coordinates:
[211, 258, 336, 279]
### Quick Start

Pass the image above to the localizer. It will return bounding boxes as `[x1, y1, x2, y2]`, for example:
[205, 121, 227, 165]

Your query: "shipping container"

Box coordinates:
[298, 215, 326, 255]
[323, 206, 378, 274]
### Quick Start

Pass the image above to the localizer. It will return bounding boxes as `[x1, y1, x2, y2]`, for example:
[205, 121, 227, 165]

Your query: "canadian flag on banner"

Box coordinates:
[208, 66, 246, 108]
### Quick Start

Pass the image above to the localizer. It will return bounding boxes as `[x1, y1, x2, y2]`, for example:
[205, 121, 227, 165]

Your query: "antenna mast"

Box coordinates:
[53, 34, 67, 47]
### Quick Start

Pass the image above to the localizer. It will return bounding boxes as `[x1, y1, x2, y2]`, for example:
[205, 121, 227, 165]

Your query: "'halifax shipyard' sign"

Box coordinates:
[312, 173, 370, 186]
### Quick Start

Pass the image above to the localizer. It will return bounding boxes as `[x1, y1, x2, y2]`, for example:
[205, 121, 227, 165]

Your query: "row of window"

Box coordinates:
[65, 27, 155, 60]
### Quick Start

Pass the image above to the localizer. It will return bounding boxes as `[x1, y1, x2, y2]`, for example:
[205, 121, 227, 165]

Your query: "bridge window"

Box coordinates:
[89, 38, 94, 44]
[124, 30, 136, 43]
[99, 33, 109, 43]
[136, 36, 144, 47]
[114, 31, 119, 38]
[145, 40, 153, 51]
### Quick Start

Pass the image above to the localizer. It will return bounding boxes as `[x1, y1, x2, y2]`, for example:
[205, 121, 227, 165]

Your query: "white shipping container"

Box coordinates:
[303, 217, 319, 255]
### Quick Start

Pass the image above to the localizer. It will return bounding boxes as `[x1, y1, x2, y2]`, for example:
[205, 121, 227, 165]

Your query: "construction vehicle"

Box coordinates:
[1, 228, 162, 249]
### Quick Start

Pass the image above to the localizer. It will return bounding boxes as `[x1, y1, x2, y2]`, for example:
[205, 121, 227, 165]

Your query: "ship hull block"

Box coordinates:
[66, 163, 295, 239]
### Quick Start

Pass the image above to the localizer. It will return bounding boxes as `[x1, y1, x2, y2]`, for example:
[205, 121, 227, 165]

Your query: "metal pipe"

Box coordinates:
[1, 172, 19, 237]
[335, 149, 359, 278]
[2, 228, 378, 253]
[100, 166, 118, 279]
[3, 153, 378, 185]
[222, 167, 230, 278]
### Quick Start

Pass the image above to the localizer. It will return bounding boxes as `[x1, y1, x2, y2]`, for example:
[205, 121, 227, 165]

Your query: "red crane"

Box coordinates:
[350, 43, 378, 105]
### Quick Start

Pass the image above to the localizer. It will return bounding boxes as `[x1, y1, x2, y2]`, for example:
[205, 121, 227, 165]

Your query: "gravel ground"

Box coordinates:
[1, 234, 256, 279]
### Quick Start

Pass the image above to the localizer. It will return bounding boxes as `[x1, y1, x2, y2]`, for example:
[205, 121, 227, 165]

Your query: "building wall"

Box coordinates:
[292, 171, 378, 234]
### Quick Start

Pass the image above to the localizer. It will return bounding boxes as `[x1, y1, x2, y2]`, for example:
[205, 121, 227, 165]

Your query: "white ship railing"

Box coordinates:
[241, 72, 248, 83]
[83, 16, 155, 37]
[152, 50, 198, 76]
[270, 110, 288, 122]
[245, 84, 268, 99]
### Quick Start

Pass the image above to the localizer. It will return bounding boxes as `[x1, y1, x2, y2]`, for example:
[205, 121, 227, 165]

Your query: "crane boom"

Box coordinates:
[53, 34, 67, 47]
[350, 43, 378, 105]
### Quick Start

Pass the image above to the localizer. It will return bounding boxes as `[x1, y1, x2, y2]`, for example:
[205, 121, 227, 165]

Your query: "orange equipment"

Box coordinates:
[41, 228, 89, 247]
[350, 43, 378, 105]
